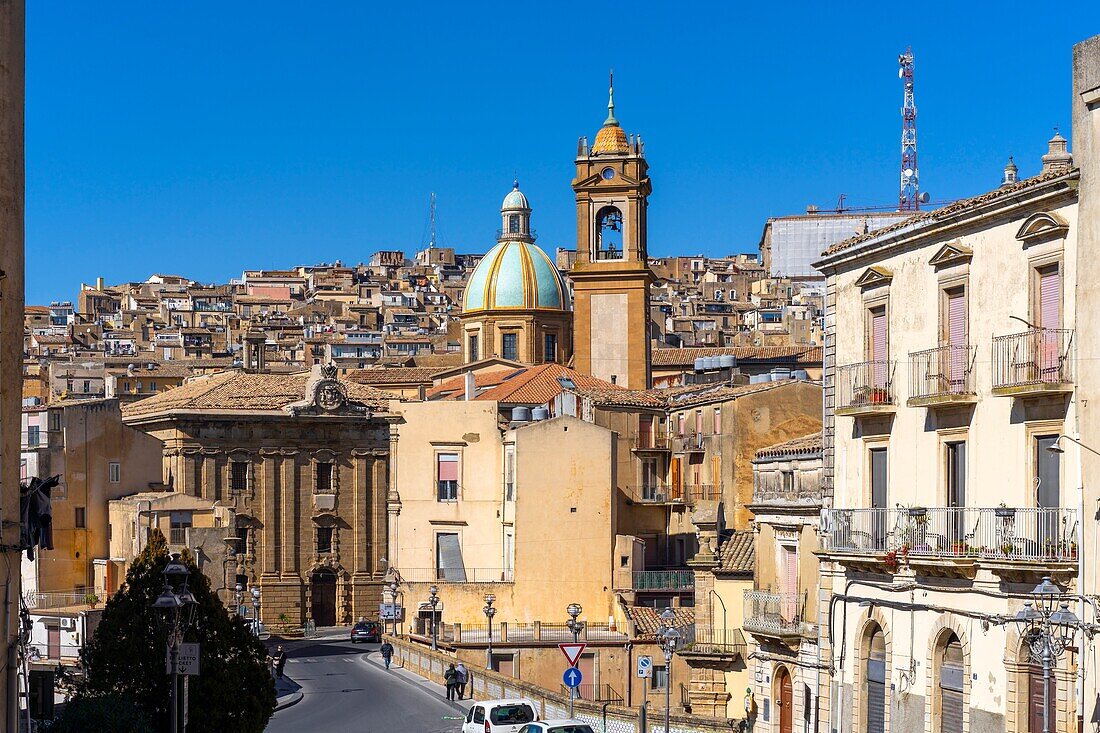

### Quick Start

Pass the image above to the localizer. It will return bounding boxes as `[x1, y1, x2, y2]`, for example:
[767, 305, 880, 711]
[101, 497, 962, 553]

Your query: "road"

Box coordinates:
[265, 638, 470, 733]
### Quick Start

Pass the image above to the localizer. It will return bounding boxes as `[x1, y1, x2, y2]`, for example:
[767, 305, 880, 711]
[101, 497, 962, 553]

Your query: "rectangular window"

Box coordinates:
[946, 442, 966, 508]
[1035, 435, 1060, 508]
[150, 382, 157, 392]
[169, 511, 191, 544]
[108, 462, 120, 484]
[82, 380, 90, 393]
[652, 665, 669, 691]
[26, 425, 40, 447]
[944, 287, 967, 346]
[48, 411, 61, 432]
[869, 305, 888, 388]
[435, 532, 466, 582]
[468, 334, 479, 361]
[502, 333, 518, 361]
[782, 470, 795, 495]
[870, 447, 888, 547]
[316, 527, 334, 554]
[316, 462, 334, 493]
[230, 461, 249, 494]
[677, 414, 685, 436]
[437, 453, 459, 501]
[504, 448, 515, 501]
[713, 407, 722, 435]
[75, 507, 86, 529]
[1036, 265, 1061, 331]
[543, 333, 557, 363]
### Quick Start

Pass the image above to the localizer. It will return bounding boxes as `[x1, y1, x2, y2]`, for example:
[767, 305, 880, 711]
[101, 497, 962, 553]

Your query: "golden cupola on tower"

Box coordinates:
[591, 73, 630, 155]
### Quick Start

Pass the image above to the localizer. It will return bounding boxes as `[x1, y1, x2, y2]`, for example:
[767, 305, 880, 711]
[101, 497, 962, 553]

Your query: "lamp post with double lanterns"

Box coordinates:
[1012, 576, 1081, 733]
[250, 586, 261, 633]
[566, 603, 584, 717]
[154, 553, 198, 733]
[483, 593, 497, 668]
[234, 583, 243, 617]
[428, 585, 440, 651]
[656, 607, 681, 733]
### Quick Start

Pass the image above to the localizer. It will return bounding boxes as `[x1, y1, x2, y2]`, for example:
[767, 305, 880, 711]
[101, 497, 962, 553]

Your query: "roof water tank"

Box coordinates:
[694, 358, 705, 372]
[719, 355, 736, 369]
[511, 406, 531, 423]
[792, 369, 810, 380]
[770, 367, 791, 380]
[531, 407, 550, 421]
[749, 373, 771, 384]
[706, 356, 719, 370]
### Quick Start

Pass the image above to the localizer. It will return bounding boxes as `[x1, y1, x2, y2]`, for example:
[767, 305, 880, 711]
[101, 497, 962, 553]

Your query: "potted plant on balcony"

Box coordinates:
[994, 503, 1016, 520]
[853, 385, 891, 406]
[84, 592, 100, 609]
[883, 550, 900, 573]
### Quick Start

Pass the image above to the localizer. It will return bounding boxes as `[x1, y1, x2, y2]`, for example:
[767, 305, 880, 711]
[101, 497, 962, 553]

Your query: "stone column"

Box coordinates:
[200, 450, 218, 501]
[179, 449, 200, 496]
[351, 449, 371, 575]
[259, 449, 279, 577]
[280, 450, 298, 578]
[385, 427, 401, 574]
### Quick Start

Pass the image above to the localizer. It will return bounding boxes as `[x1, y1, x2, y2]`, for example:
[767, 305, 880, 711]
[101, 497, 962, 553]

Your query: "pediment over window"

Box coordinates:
[929, 241, 973, 268]
[854, 266, 893, 288]
[1016, 212, 1069, 245]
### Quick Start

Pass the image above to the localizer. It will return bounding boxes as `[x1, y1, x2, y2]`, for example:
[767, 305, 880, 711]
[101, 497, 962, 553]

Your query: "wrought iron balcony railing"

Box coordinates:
[836, 360, 896, 413]
[743, 591, 804, 637]
[908, 345, 976, 403]
[992, 328, 1074, 393]
[632, 569, 695, 591]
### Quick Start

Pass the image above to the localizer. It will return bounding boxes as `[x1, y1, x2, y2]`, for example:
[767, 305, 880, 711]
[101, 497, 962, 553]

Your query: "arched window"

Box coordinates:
[865, 625, 886, 733]
[595, 206, 623, 260]
[937, 632, 964, 732]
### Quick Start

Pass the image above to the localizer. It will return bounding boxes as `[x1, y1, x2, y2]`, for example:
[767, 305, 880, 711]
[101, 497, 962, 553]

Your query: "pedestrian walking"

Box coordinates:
[444, 663, 459, 701]
[274, 646, 287, 680]
[455, 662, 469, 700]
[380, 640, 394, 670]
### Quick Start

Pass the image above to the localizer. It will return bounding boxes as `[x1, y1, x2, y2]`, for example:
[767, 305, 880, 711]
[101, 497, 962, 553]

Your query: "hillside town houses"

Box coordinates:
[12, 31, 1100, 733]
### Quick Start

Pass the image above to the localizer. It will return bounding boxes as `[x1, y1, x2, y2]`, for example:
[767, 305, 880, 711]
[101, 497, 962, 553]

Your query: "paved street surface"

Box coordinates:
[265, 639, 469, 733]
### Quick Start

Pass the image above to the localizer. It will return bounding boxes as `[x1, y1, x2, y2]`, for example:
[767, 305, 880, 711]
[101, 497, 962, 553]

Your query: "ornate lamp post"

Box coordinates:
[154, 553, 197, 733]
[428, 585, 440, 651]
[234, 583, 243, 617]
[1013, 576, 1080, 733]
[567, 602, 584, 643]
[657, 607, 681, 733]
[388, 580, 401, 637]
[483, 593, 497, 668]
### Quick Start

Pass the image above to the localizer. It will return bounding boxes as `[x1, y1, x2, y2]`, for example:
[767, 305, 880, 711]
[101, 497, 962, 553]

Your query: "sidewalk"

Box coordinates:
[274, 673, 303, 711]
[364, 649, 473, 715]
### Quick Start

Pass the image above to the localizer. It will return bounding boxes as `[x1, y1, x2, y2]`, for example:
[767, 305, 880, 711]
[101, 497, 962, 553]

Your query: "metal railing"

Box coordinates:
[685, 484, 719, 502]
[909, 345, 976, 399]
[397, 568, 515, 583]
[625, 485, 675, 504]
[593, 248, 623, 261]
[496, 228, 538, 241]
[169, 527, 188, 545]
[675, 431, 707, 451]
[836, 360, 896, 410]
[632, 570, 695, 591]
[25, 589, 105, 610]
[743, 591, 803, 636]
[631, 432, 671, 450]
[992, 328, 1075, 390]
[444, 621, 629, 644]
[824, 507, 1079, 562]
[561, 683, 623, 704]
[683, 627, 747, 657]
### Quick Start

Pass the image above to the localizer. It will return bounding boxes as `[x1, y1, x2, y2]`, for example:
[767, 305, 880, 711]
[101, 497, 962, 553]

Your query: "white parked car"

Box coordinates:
[461, 699, 539, 733]
[519, 722, 595, 733]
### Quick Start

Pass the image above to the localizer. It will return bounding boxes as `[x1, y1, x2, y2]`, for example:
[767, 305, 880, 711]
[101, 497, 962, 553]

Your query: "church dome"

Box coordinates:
[463, 240, 571, 313]
[502, 179, 530, 210]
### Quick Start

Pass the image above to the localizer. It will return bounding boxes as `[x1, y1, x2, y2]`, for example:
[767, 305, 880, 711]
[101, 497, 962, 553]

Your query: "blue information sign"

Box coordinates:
[563, 666, 583, 688]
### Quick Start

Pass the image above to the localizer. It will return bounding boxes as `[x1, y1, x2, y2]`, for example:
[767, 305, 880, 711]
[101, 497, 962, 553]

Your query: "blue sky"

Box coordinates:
[26, 2, 1100, 304]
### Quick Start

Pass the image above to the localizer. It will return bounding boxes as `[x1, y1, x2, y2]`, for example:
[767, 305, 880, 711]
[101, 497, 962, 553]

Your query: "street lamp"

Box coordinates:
[483, 593, 497, 668]
[250, 586, 261, 632]
[154, 553, 197, 733]
[566, 602, 584, 643]
[388, 580, 401, 637]
[657, 607, 681, 733]
[234, 583, 243, 617]
[1013, 576, 1080, 733]
[428, 585, 440, 651]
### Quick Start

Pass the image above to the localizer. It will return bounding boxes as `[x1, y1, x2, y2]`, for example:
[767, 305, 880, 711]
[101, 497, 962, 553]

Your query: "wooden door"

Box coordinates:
[670, 458, 682, 501]
[47, 627, 60, 659]
[777, 667, 793, 733]
[311, 570, 337, 627]
[1028, 663, 1055, 733]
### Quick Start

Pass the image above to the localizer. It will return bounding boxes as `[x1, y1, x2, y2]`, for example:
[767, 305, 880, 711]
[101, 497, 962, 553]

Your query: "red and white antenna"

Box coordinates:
[898, 47, 920, 211]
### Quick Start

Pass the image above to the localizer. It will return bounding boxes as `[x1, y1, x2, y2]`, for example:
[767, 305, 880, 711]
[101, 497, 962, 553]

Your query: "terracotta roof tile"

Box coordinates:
[346, 367, 441, 385]
[627, 606, 695, 642]
[426, 369, 515, 399]
[474, 363, 619, 405]
[122, 369, 396, 417]
[755, 431, 822, 459]
[576, 378, 807, 410]
[819, 169, 1078, 258]
[717, 531, 755, 575]
[651, 346, 822, 368]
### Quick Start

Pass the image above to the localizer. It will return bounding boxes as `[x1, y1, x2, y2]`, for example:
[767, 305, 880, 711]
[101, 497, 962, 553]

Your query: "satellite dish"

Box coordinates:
[898, 67, 904, 79]
[919, 192, 931, 203]
[904, 168, 914, 178]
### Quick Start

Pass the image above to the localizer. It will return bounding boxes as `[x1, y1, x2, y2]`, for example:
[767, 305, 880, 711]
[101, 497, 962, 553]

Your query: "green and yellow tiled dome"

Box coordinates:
[463, 241, 571, 313]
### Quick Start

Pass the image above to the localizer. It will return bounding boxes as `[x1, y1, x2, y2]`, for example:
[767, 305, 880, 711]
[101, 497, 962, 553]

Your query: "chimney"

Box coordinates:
[96, 276, 104, 291]
[463, 371, 476, 401]
[1041, 129, 1073, 175]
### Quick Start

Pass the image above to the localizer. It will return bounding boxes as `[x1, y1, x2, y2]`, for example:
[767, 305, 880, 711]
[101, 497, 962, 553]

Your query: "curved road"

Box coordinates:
[266, 639, 470, 733]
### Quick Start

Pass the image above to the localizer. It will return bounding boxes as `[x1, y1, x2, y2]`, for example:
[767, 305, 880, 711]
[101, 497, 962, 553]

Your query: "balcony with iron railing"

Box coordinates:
[743, 590, 804, 641]
[631, 431, 671, 452]
[824, 506, 1078, 575]
[992, 328, 1075, 396]
[624, 484, 681, 505]
[681, 627, 747, 658]
[632, 569, 695, 591]
[835, 360, 896, 416]
[674, 431, 707, 452]
[593, 248, 623, 261]
[496, 227, 538, 241]
[908, 345, 978, 407]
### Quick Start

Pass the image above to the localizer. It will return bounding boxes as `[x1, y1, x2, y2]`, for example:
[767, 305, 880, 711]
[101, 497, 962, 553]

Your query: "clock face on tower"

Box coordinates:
[601, 167, 615, 180]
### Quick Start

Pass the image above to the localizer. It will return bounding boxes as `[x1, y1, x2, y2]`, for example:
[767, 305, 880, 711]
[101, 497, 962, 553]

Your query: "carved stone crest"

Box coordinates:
[316, 380, 348, 412]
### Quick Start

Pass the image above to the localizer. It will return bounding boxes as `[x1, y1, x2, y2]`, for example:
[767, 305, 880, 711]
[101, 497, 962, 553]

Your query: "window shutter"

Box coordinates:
[437, 454, 459, 482]
[1039, 269, 1061, 330]
[871, 310, 887, 362]
[947, 292, 966, 347]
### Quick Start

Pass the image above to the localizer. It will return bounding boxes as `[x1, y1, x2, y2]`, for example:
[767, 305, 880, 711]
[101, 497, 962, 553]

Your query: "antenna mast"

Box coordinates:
[429, 192, 437, 250]
[898, 47, 919, 211]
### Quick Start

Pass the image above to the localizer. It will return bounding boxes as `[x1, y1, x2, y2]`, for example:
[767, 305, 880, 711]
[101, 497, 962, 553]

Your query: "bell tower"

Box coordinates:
[570, 74, 654, 388]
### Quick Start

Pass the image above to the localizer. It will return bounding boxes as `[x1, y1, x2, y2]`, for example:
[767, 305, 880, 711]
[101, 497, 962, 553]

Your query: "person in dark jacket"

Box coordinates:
[380, 641, 394, 669]
[274, 646, 288, 679]
[443, 663, 459, 700]
[455, 662, 469, 699]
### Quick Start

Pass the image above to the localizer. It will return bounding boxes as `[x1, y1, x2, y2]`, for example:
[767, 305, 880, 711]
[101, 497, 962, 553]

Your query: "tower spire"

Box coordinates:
[605, 69, 618, 126]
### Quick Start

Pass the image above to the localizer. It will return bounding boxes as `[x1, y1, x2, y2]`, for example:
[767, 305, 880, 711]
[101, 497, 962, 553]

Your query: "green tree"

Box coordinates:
[42, 694, 153, 733]
[74, 529, 276, 732]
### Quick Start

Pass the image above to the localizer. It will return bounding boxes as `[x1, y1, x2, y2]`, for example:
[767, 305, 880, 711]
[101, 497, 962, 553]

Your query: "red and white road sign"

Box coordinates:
[558, 642, 587, 667]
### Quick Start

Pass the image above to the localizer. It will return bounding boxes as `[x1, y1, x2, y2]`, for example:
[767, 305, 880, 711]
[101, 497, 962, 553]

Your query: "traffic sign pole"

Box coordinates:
[562, 666, 583, 718]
